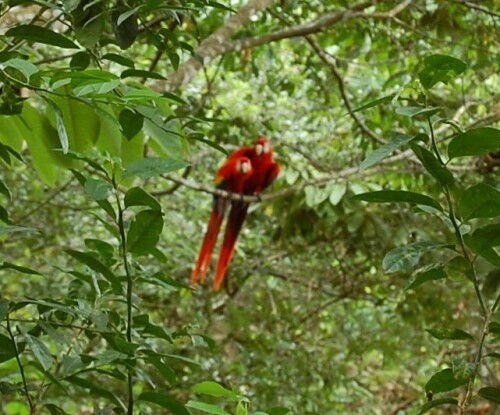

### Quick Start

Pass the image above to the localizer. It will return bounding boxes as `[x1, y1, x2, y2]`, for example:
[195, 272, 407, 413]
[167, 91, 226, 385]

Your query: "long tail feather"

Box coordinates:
[213, 202, 249, 291]
[191, 198, 227, 286]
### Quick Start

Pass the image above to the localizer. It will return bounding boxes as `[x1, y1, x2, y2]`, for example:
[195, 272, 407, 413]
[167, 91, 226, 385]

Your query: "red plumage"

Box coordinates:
[213, 137, 280, 291]
[191, 156, 253, 287]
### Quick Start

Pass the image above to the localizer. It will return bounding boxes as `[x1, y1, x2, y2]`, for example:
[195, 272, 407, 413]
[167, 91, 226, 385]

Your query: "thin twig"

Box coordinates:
[114, 180, 134, 415]
[450, 0, 500, 19]
[305, 36, 386, 144]
[6, 315, 35, 412]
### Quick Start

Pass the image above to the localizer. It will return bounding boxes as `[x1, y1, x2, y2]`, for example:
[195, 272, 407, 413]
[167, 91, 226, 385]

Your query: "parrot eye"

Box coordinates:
[263, 142, 270, 154]
[255, 143, 263, 155]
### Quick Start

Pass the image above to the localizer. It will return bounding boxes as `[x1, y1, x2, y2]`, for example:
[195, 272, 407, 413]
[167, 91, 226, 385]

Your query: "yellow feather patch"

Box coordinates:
[214, 175, 224, 186]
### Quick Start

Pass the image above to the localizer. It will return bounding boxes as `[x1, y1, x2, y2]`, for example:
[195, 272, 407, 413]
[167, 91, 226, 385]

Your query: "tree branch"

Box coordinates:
[225, 1, 375, 54]
[161, 1, 383, 91]
[164, 0, 278, 91]
[157, 150, 418, 202]
[305, 36, 386, 144]
[449, 0, 500, 19]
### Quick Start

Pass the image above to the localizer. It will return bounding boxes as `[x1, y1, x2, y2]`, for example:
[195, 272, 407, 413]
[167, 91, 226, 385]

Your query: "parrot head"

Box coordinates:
[255, 137, 272, 156]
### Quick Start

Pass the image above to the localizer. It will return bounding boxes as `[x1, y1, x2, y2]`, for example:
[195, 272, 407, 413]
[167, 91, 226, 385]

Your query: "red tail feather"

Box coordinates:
[190, 199, 228, 286]
[191, 156, 253, 288]
[213, 202, 249, 292]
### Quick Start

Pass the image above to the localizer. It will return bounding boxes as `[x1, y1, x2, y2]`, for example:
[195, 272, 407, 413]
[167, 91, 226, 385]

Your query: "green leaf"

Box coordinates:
[418, 54, 467, 89]
[121, 69, 166, 80]
[448, 128, 500, 159]
[0, 299, 8, 322]
[119, 109, 144, 140]
[266, 408, 290, 415]
[186, 401, 230, 415]
[489, 321, 500, 337]
[25, 334, 52, 370]
[43, 403, 68, 415]
[66, 376, 126, 410]
[18, 103, 68, 185]
[112, 7, 139, 49]
[352, 93, 396, 114]
[73, 2, 105, 49]
[0, 262, 42, 275]
[0, 179, 10, 201]
[2, 58, 39, 81]
[102, 334, 139, 355]
[124, 187, 161, 211]
[65, 249, 121, 290]
[127, 210, 163, 255]
[396, 106, 441, 118]
[138, 391, 190, 415]
[70, 51, 91, 70]
[452, 358, 476, 380]
[207, 1, 236, 12]
[168, 51, 180, 70]
[49, 89, 101, 154]
[193, 381, 240, 400]
[102, 53, 135, 67]
[145, 356, 177, 385]
[484, 352, 500, 360]
[5, 25, 79, 49]
[84, 179, 113, 201]
[478, 387, 500, 404]
[0, 142, 23, 164]
[162, 92, 187, 105]
[45, 98, 70, 154]
[406, 265, 447, 290]
[123, 88, 163, 100]
[84, 239, 114, 262]
[0, 333, 16, 363]
[352, 190, 443, 211]
[465, 224, 500, 266]
[73, 79, 121, 96]
[459, 183, 500, 220]
[123, 157, 189, 179]
[426, 328, 473, 341]
[360, 133, 418, 170]
[0, 205, 10, 224]
[383, 242, 450, 273]
[425, 368, 467, 393]
[410, 143, 454, 186]
[416, 398, 458, 415]
[328, 182, 347, 206]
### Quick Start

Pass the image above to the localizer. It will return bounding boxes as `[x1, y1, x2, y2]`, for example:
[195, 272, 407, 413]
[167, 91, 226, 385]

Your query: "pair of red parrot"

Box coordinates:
[191, 137, 280, 292]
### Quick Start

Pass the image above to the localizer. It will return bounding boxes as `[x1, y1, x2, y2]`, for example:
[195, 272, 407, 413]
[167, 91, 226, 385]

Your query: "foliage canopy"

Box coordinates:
[0, 1, 499, 414]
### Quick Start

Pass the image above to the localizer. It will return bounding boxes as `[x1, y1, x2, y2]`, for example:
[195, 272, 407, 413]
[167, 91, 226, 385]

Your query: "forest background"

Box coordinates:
[0, 1, 499, 414]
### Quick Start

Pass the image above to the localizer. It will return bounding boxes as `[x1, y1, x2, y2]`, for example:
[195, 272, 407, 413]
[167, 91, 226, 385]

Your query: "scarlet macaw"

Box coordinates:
[213, 137, 280, 291]
[191, 156, 254, 287]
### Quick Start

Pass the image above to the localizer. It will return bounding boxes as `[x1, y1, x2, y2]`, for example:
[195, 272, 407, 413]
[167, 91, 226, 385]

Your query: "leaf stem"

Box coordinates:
[6, 314, 35, 413]
[115, 187, 134, 415]
[428, 117, 445, 165]
[442, 188, 487, 316]
[459, 310, 492, 413]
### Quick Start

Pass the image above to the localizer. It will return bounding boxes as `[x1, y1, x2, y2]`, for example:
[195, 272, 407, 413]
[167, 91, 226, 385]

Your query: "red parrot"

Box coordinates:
[191, 156, 254, 287]
[213, 137, 280, 291]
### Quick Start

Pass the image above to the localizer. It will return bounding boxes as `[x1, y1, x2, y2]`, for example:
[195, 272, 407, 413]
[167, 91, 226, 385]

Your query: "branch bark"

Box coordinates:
[165, 0, 278, 91]
[162, 1, 378, 91]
